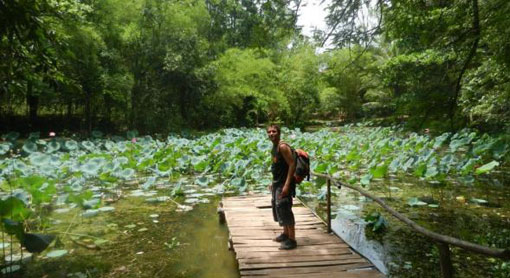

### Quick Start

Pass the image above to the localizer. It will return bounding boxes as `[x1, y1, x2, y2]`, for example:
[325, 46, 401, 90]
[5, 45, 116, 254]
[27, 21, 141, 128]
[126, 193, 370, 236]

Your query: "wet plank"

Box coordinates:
[222, 195, 384, 278]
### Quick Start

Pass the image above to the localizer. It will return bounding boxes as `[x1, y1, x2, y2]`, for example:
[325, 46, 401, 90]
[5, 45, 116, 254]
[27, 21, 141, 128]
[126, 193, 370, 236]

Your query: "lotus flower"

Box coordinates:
[49, 132, 56, 137]
[131, 137, 137, 143]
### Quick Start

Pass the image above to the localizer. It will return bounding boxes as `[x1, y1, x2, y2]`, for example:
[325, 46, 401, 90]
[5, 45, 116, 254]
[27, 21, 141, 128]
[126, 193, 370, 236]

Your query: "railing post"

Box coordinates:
[327, 178, 332, 233]
[438, 242, 454, 278]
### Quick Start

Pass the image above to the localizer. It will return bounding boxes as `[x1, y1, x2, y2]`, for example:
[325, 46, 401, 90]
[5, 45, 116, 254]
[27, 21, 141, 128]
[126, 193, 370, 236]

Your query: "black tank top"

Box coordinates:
[271, 142, 289, 187]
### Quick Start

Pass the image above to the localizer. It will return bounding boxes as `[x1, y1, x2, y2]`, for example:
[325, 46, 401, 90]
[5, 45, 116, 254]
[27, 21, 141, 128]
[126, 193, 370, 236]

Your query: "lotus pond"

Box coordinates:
[0, 126, 509, 277]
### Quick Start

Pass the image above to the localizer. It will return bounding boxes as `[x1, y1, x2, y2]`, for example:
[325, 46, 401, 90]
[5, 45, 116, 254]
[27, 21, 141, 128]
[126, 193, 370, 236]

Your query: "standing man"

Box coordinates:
[267, 124, 297, 250]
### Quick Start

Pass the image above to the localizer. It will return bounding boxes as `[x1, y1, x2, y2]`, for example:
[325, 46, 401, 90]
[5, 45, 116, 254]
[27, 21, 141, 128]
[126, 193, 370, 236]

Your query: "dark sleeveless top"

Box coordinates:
[271, 142, 290, 187]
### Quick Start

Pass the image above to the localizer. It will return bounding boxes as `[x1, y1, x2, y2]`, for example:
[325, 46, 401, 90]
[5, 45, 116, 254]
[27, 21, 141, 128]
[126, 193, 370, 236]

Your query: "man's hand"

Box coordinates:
[279, 185, 289, 199]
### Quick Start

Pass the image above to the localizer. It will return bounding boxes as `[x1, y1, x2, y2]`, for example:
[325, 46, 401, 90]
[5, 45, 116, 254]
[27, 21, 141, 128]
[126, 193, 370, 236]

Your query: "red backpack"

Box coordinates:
[278, 142, 310, 184]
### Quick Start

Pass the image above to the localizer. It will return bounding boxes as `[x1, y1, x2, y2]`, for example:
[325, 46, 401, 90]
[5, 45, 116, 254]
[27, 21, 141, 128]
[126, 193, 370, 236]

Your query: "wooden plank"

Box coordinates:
[239, 254, 361, 264]
[223, 195, 383, 278]
[239, 258, 369, 270]
[242, 269, 384, 278]
[235, 248, 354, 259]
[240, 263, 374, 276]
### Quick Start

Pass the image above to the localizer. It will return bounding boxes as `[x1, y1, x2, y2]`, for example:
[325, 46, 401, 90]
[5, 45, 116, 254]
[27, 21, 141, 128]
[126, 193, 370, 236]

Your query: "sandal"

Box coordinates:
[273, 233, 288, 242]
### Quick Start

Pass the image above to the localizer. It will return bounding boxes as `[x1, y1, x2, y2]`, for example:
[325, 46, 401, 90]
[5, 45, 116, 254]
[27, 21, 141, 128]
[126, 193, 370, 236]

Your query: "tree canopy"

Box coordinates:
[1, 0, 509, 134]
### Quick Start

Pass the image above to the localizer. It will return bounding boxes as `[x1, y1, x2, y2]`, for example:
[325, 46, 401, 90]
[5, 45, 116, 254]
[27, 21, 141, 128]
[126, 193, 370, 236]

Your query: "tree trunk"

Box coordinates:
[85, 89, 92, 135]
[26, 81, 39, 128]
[449, 0, 480, 131]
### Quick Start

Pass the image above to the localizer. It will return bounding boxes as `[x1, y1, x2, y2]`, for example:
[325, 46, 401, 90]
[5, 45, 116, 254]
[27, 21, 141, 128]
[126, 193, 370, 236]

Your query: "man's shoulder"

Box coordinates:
[278, 141, 293, 153]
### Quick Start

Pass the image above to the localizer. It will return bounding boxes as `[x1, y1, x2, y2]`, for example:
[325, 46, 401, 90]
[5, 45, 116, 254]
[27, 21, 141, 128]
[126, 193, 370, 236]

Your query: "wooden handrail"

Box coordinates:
[311, 171, 510, 260]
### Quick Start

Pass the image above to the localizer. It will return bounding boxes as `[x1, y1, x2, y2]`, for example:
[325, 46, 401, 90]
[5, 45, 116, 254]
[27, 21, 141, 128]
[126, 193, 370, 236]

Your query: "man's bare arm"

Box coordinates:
[279, 144, 295, 198]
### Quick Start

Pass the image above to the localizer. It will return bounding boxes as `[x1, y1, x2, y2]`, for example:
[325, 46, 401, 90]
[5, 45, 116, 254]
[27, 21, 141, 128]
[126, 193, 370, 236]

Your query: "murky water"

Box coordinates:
[3, 185, 239, 278]
[300, 174, 510, 278]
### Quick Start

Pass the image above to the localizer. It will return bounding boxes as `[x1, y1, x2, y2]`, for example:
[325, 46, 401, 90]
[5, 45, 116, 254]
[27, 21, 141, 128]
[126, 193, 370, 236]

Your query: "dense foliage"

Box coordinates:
[2, 0, 509, 134]
[324, 0, 510, 131]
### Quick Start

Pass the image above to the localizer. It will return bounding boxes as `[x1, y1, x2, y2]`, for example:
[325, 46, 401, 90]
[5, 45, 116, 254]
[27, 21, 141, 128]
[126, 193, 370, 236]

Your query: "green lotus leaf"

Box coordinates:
[104, 140, 115, 151]
[1, 264, 21, 274]
[81, 141, 95, 151]
[475, 160, 499, 175]
[407, 197, 427, 207]
[196, 176, 209, 187]
[81, 162, 101, 176]
[22, 141, 38, 153]
[114, 157, 129, 165]
[46, 249, 68, 258]
[103, 162, 119, 172]
[29, 153, 51, 166]
[119, 168, 135, 179]
[47, 140, 61, 153]
[64, 140, 78, 151]
[36, 139, 47, 145]
[48, 155, 62, 166]
[90, 157, 106, 167]
[116, 142, 127, 152]
[38, 165, 56, 177]
[142, 176, 156, 190]
[12, 161, 28, 174]
[82, 209, 99, 218]
[0, 143, 11, 155]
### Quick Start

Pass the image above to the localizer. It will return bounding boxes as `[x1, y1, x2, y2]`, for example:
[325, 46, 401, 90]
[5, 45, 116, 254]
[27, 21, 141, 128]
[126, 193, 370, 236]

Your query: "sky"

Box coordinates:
[296, 0, 330, 38]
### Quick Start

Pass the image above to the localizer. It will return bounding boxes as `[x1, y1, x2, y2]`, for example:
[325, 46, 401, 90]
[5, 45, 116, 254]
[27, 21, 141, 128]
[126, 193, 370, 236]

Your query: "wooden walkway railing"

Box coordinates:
[312, 171, 510, 278]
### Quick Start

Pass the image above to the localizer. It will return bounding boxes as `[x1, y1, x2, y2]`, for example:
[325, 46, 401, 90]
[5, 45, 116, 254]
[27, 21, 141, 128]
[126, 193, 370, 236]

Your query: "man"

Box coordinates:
[267, 124, 297, 250]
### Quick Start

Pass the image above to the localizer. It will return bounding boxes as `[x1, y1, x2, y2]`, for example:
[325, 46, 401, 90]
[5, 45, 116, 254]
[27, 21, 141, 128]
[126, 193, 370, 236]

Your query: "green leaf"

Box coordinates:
[46, 249, 68, 258]
[407, 197, 427, 207]
[0, 197, 29, 220]
[64, 140, 78, 151]
[360, 174, 372, 187]
[475, 160, 499, 175]
[22, 141, 38, 154]
[0, 143, 11, 155]
[370, 163, 388, 178]
[196, 176, 209, 187]
[413, 162, 427, 177]
[424, 166, 438, 179]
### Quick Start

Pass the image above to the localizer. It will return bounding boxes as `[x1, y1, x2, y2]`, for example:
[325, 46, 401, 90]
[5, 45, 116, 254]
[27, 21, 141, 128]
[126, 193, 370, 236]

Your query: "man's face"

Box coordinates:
[267, 127, 279, 143]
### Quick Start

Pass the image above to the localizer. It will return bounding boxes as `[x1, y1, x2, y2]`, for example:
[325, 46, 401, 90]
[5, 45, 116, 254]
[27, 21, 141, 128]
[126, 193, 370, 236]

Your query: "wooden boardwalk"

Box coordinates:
[221, 195, 384, 278]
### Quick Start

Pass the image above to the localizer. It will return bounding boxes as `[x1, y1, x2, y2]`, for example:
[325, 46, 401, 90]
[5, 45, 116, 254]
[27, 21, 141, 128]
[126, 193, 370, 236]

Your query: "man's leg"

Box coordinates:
[288, 225, 295, 240]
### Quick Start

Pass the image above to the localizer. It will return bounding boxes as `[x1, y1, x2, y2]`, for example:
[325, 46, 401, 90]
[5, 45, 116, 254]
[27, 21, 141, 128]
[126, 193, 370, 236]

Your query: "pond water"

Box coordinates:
[300, 172, 510, 278]
[2, 182, 239, 278]
[2, 172, 509, 278]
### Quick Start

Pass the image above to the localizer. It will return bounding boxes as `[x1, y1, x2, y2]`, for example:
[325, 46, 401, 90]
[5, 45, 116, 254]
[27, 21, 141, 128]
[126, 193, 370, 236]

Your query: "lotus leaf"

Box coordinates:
[23, 141, 38, 153]
[81, 141, 95, 151]
[46, 249, 68, 258]
[142, 176, 156, 190]
[65, 140, 79, 151]
[0, 143, 11, 155]
[117, 168, 134, 179]
[47, 140, 61, 152]
[475, 160, 499, 175]
[1, 265, 21, 274]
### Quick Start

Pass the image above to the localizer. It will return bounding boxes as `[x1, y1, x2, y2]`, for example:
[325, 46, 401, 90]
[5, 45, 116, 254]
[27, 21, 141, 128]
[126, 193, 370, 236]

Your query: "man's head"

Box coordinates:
[267, 124, 280, 144]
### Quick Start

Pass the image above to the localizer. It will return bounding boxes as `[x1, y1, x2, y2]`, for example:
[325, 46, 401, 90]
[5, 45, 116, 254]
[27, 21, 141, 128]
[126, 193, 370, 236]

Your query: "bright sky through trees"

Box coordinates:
[296, 0, 329, 37]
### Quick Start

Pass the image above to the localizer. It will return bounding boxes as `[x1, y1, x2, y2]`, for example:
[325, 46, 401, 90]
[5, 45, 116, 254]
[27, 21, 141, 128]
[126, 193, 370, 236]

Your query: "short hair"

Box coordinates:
[267, 124, 281, 134]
